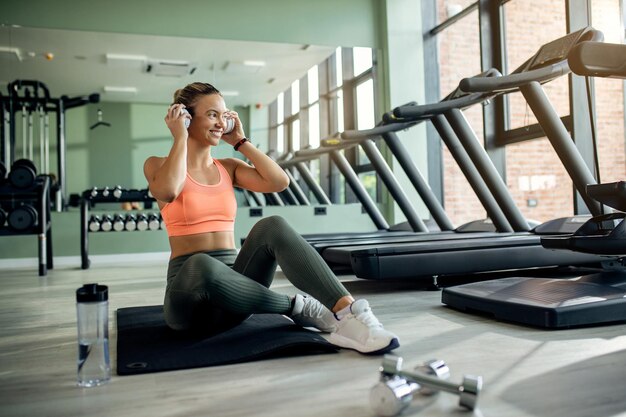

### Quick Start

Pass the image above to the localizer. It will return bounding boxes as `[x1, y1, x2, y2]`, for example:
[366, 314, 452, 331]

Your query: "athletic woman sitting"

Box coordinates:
[143, 82, 399, 354]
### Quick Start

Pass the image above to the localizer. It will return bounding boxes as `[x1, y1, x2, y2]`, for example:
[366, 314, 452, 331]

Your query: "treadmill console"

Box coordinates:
[528, 27, 589, 70]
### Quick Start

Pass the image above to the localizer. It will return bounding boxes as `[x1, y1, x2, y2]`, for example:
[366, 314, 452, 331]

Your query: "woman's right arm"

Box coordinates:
[143, 104, 190, 202]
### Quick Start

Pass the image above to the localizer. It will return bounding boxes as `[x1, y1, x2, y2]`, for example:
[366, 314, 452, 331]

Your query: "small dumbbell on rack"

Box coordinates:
[112, 214, 126, 232]
[99, 214, 113, 232]
[370, 355, 483, 416]
[147, 213, 161, 231]
[124, 214, 137, 231]
[88, 215, 101, 232]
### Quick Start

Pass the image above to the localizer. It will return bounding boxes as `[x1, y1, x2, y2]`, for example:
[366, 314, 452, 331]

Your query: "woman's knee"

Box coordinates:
[249, 215, 296, 241]
[256, 215, 289, 230]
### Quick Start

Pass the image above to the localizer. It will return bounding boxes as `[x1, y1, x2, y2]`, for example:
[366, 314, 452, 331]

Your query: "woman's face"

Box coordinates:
[187, 93, 228, 145]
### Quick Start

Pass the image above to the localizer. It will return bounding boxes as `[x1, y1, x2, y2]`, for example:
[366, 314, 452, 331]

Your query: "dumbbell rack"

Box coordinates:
[0, 175, 53, 276]
[80, 187, 157, 269]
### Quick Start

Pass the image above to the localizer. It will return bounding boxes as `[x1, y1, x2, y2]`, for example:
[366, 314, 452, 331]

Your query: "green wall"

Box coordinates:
[1, 0, 382, 48]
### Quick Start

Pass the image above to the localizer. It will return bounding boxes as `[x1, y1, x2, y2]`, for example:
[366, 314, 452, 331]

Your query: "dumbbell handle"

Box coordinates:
[387, 369, 461, 396]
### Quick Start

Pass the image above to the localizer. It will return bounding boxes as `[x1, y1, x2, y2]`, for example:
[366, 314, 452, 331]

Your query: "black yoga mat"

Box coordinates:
[116, 305, 338, 375]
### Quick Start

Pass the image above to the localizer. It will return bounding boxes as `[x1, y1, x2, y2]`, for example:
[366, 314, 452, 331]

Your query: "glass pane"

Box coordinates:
[291, 80, 299, 115]
[308, 65, 319, 104]
[359, 172, 377, 201]
[353, 47, 373, 76]
[436, 1, 486, 225]
[503, 1, 568, 129]
[276, 92, 284, 124]
[356, 78, 376, 165]
[356, 78, 375, 129]
[591, 0, 625, 183]
[437, 0, 477, 25]
[309, 160, 321, 197]
[506, 137, 574, 221]
[276, 124, 284, 154]
[337, 90, 344, 133]
[291, 119, 300, 152]
[335, 47, 343, 88]
[309, 103, 320, 148]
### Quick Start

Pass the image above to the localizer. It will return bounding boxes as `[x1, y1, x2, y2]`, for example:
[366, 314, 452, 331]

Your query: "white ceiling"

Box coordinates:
[0, 25, 336, 108]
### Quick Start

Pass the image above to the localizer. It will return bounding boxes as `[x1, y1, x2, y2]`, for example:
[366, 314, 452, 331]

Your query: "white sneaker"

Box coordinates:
[290, 294, 338, 333]
[328, 299, 399, 354]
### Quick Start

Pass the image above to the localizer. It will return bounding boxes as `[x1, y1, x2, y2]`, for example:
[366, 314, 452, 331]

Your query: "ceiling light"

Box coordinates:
[224, 61, 265, 74]
[243, 60, 266, 67]
[105, 53, 147, 70]
[103, 86, 138, 94]
[221, 91, 239, 96]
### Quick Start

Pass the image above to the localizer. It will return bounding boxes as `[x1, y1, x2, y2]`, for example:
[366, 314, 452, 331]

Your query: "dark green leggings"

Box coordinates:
[164, 216, 350, 333]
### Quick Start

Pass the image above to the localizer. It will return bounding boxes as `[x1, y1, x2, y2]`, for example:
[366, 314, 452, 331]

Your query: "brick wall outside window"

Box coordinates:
[436, 0, 625, 225]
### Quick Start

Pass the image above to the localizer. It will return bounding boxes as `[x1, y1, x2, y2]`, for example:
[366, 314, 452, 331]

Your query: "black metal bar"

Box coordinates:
[431, 114, 513, 232]
[330, 150, 389, 230]
[445, 108, 530, 231]
[56, 99, 66, 211]
[382, 131, 454, 231]
[567, 0, 596, 215]
[38, 175, 50, 276]
[295, 161, 332, 205]
[360, 139, 427, 232]
[278, 187, 298, 205]
[265, 192, 285, 207]
[285, 168, 311, 205]
[80, 197, 89, 269]
[519, 81, 602, 215]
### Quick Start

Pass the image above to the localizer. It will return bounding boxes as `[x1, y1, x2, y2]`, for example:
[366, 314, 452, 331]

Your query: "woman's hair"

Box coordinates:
[172, 82, 221, 116]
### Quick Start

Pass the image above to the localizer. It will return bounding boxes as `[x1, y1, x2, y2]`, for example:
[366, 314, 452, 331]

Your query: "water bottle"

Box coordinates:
[76, 283, 110, 387]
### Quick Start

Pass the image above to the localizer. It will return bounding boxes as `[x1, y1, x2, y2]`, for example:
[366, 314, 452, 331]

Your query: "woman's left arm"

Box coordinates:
[220, 110, 289, 193]
[230, 142, 290, 193]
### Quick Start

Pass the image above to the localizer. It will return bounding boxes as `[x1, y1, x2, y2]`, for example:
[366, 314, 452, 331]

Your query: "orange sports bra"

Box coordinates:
[160, 159, 237, 236]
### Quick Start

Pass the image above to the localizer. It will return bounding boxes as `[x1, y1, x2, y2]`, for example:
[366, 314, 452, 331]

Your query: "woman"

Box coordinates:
[144, 82, 399, 354]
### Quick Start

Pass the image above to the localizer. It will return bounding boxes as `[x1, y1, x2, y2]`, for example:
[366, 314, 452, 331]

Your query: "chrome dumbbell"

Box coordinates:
[370, 358, 451, 416]
[370, 355, 482, 416]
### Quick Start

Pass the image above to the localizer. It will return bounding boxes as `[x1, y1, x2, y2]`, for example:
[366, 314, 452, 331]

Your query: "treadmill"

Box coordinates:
[302, 71, 535, 268]
[442, 40, 626, 328]
[320, 28, 608, 279]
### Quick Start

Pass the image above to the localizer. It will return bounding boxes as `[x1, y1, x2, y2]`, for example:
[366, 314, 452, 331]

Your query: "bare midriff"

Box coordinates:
[168, 231, 236, 259]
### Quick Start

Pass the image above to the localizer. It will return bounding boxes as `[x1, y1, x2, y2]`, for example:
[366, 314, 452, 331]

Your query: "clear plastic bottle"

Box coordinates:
[76, 283, 110, 387]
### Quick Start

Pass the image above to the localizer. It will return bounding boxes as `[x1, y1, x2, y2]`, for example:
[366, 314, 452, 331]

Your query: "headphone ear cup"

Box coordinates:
[182, 109, 191, 128]
[225, 118, 235, 133]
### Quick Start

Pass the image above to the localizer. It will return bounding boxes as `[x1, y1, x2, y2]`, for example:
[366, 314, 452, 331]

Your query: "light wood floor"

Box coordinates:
[1, 257, 625, 417]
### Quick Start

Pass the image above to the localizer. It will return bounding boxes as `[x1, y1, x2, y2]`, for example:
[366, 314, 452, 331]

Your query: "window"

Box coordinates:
[436, 0, 486, 226]
[590, 0, 625, 183]
[267, 46, 379, 205]
[353, 47, 373, 76]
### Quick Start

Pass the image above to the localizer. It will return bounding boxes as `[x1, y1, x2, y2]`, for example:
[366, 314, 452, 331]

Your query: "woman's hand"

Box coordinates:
[165, 104, 191, 141]
[220, 110, 245, 146]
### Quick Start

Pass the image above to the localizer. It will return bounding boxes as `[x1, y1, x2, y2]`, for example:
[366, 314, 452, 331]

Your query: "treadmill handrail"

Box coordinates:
[279, 140, 359, 167]
[392, 68, 503, 119]
[459, 63, 570, 93]
[340, 121, 419, 140]
[460, 27, 604, 94]
[394, 91, 498, 119]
